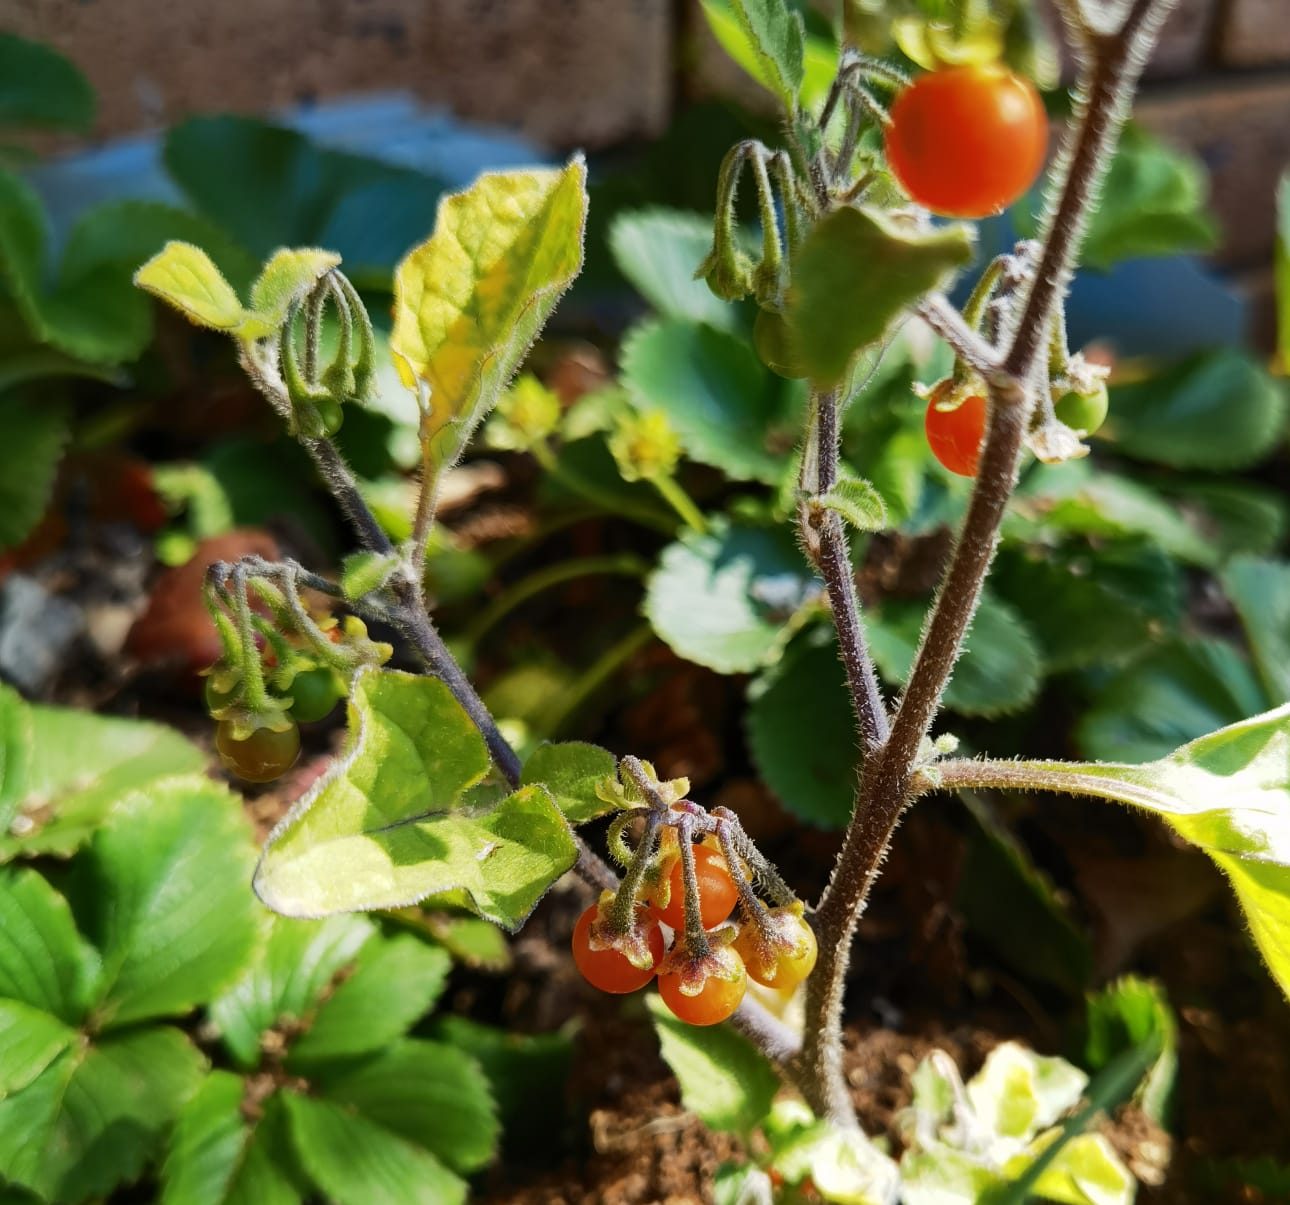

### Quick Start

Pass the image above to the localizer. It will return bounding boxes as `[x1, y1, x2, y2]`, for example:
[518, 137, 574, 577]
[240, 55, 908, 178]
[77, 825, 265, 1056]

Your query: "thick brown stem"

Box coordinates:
[796, 0, 1178, 1126]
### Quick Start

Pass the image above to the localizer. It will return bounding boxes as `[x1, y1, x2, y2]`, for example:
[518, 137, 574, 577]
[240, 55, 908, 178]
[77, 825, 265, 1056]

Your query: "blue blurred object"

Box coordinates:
[956, 212, 1247, 358]
[23, 93, 546, 252]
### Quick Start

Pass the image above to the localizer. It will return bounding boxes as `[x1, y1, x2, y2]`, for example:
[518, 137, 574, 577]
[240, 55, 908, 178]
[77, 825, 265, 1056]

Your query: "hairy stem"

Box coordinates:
[797, 0, 1177, 1127]
[806, 389, 890, 756]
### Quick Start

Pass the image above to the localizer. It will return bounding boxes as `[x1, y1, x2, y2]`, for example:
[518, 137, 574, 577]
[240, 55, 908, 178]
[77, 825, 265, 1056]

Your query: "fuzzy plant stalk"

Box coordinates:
[795, 0, 1181, 1126]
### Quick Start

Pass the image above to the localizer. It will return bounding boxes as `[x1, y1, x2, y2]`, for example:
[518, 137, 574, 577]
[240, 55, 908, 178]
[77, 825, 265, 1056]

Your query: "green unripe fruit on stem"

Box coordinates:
[753, 309, 807, 379]
[289, 666, 345, 723]
[1054, 383, 1109, 436]
[204, 673, 240, 715]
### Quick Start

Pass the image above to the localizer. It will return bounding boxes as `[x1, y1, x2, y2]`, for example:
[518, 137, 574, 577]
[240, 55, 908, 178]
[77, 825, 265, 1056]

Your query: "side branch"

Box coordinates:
[808, 389, 890, 754]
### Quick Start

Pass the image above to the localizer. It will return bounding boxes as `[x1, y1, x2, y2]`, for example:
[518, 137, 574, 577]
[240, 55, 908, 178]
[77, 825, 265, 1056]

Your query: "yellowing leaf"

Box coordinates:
[134, 241, 248, 332]
[248, 247, 342, 331]
[389, 159, 588, 520]
[254, 668, 577, 929]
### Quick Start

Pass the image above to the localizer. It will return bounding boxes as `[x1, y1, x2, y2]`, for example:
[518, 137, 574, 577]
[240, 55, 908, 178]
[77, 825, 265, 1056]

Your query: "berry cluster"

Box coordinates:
[201, 557, 390, 783]
[571, 761, 816, 1027]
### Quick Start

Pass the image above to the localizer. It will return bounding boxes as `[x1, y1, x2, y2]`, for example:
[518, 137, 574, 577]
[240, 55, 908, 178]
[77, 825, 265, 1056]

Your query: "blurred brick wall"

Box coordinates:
[4, 0, 673, 150]
[12, 0, 1287, 338]
[1131, 0, 1290, 344]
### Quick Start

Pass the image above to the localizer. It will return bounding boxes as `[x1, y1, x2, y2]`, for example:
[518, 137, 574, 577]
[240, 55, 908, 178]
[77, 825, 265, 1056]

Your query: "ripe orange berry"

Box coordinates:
[652, 844, 739, 931]
[658, 955, 747, 1026]
[885, 64, 1048, 219]
[925, 383, 988, 477]
[571, 904, 664, 994]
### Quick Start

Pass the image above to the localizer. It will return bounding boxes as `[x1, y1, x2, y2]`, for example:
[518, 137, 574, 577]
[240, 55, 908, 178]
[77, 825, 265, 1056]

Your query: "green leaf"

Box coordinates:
[0, 393, 69, 552]
[868, 593, 1042, 717]
[0, 35, 94, 132]
[0, 696, 205, 861]
[431, 1016, 574, 1154]
[747, 629, 857, 828]
[312, 1038, 498, 1175]
[0, 1026, 205, 1202]
[0, 180, 256, 364]
[161, 1071, 304, 1205]
[1172, 479, 1288, 560]
[646, 993, 779, 1134]
[729, 0, 806, 112]
[991, 704, 1290, 1001]
[817, 476, 888, 533]
[1084, 977, 1177, 1125]
[341, 550, 400, 601]
[700, 0, 835, 110]
[0, 169, 151, 364]
[786, 207, 974, 386]
[418, 912, 512, 970]
[209, 914, 374, 1070]
[1278, 172, 1290, 368]
[0, 999, 75, 1097]
[1077, 638, 1268, 763]
[966, 1042, 1087, 1142]
[288, 935, 451, 1066]
[134, 240, 252, 333]
[1103, 350, 1287, 470]
[0, 867, 98, 1023]
[645, 519, 812, 674]
[164, 115, 445, 270]
[1011, 466, 1216, 567]
[520, 741, 619, 823]
[248, 247, 342, 329]
[79, 776, 260, 1028]
[608, 208, 737, 330]
[1221, 556, 1290, 704]
[1020, 124, 1218, 270]
[621, 318, 800, 483]
[991, 542, 1182, 672]
[282, 1091, 466, 1205]
[254, 669, 577, 927]
[390, 159, 587, 515]
[956, 796, 1093, 994]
